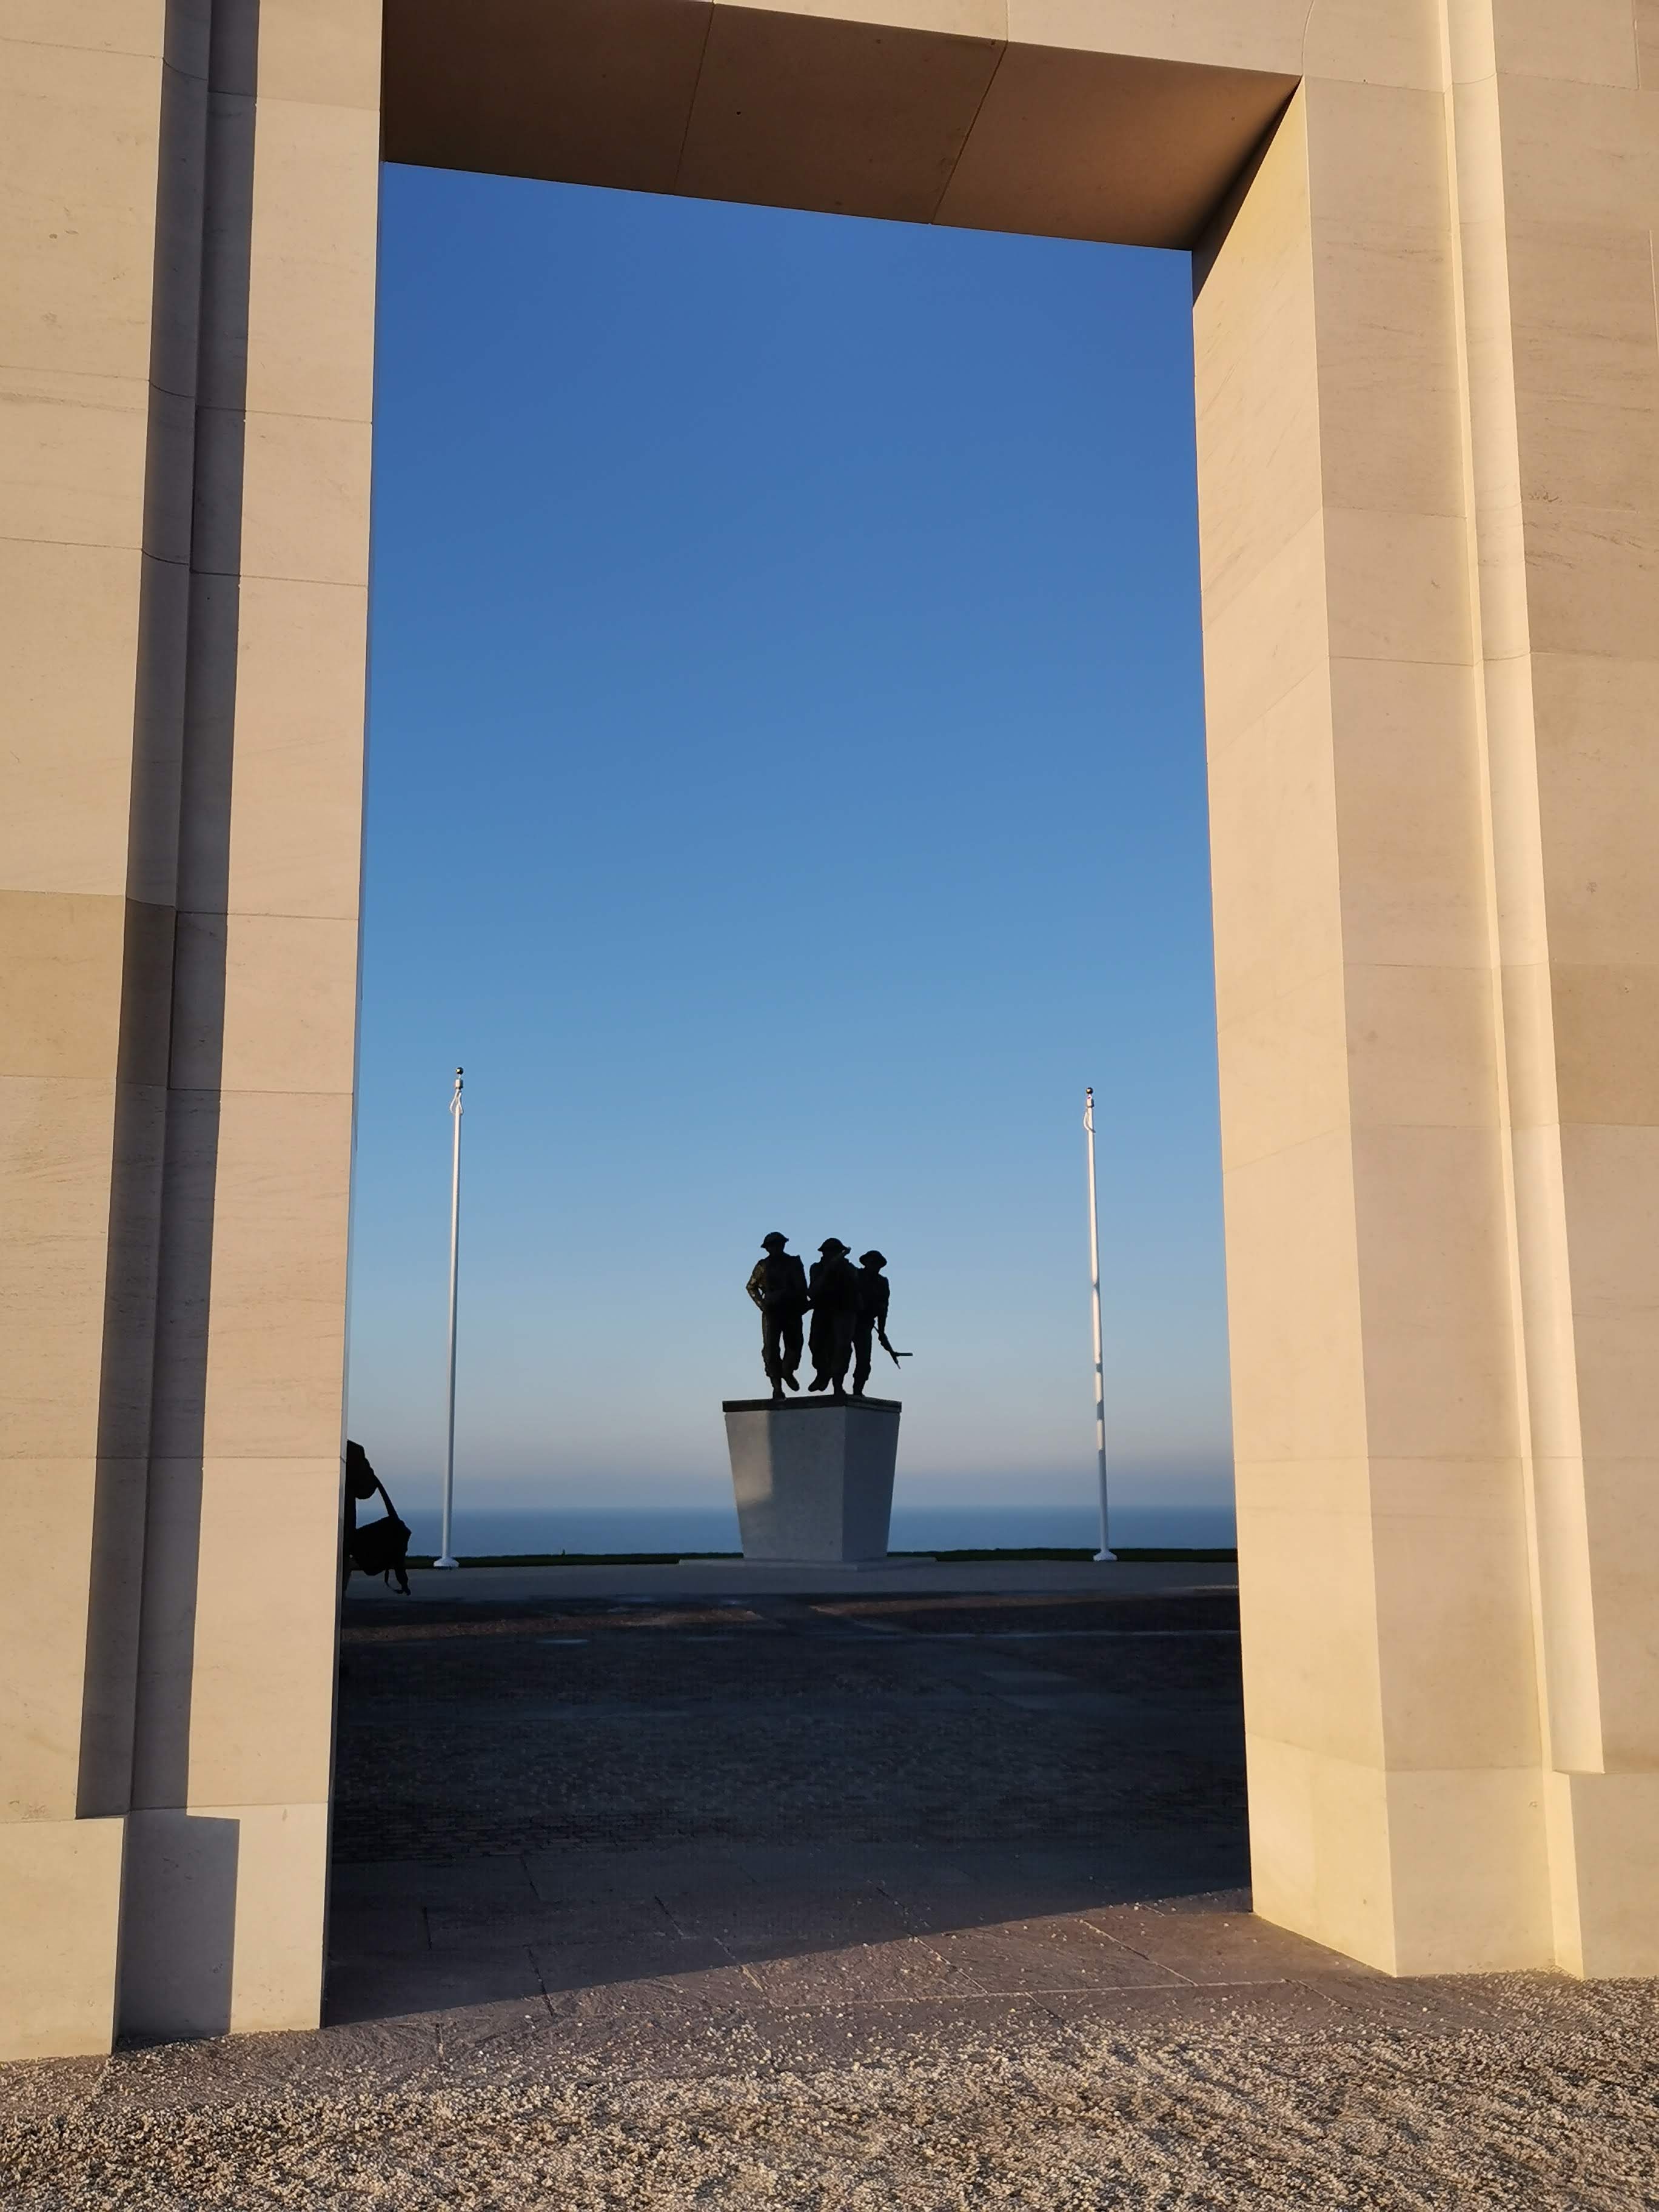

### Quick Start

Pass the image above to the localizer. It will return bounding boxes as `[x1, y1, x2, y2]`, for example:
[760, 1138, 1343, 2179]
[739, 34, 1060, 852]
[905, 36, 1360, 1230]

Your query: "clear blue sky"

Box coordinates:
[347, 163, 1233, 1523]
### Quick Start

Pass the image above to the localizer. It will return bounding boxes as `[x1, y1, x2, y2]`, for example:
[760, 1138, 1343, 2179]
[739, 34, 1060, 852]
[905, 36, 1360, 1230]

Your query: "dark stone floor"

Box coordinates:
[333, 1587, 1246, 1865]
[323, 1583, 1396, 2044]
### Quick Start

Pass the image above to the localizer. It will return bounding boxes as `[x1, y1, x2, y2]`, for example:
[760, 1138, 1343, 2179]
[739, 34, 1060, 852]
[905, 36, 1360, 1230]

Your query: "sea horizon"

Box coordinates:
[395, 1501, 1237, 1557]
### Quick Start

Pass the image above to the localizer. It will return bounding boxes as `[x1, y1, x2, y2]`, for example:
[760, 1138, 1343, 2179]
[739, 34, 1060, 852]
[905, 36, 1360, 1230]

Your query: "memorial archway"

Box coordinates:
[6, 0, 1657, 2055]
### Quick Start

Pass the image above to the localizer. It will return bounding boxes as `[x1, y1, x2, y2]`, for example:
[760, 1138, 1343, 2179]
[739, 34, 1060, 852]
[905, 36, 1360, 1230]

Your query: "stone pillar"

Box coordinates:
[117, 0, 380, 2039]
[0, 0, 188, 2064]
[1198, 4, 1659, 1976]
[0, 0, 378, 2054]
[1447, 0, 1659, 1979]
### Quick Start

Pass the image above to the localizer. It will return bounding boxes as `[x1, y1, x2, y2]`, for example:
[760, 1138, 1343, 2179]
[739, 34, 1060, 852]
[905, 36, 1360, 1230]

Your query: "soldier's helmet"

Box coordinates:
[819, 1238, 851, 1256]
[762, 1232, 788, 1250]
[859, 1250, 886, 1269]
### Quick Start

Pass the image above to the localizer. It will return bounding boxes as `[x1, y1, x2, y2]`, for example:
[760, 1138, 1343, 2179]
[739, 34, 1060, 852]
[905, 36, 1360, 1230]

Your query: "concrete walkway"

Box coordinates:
[349, 1555, 1238, 1603]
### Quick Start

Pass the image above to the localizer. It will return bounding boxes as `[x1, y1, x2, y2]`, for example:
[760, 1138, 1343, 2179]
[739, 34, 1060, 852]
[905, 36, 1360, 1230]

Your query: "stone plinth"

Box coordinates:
[723, 1398, 902, 1564]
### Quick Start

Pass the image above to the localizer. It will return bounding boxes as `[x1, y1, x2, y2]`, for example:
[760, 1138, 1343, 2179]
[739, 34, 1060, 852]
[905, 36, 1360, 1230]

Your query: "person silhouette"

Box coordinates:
[806, 1238, 859, 1395]
[851, 1249, 892, 1398]
[745, 1232, 809, 1400]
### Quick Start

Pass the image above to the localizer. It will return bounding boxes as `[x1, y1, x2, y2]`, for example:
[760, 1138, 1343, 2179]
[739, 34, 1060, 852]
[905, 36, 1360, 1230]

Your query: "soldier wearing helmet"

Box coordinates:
[745, 1232, 808, 1400]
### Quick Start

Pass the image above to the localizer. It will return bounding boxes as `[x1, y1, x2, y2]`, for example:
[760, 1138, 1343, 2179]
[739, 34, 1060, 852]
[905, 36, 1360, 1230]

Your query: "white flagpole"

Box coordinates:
[435, 1066, 464, 1570]
[1085, 1086, 1116, 1562]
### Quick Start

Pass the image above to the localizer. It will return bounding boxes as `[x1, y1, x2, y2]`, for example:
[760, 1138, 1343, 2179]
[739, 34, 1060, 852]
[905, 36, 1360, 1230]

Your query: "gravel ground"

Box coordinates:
[2, 1972, 1656, 2208]
[9, 1589, 1652, 2207]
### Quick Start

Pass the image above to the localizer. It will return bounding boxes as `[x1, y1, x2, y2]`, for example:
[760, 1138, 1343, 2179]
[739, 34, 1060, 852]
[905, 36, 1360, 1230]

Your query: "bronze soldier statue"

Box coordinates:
[851, 1249, 895, 1398]
[806, 1238, 860, 1395]
[745, 1232, 809, 1400]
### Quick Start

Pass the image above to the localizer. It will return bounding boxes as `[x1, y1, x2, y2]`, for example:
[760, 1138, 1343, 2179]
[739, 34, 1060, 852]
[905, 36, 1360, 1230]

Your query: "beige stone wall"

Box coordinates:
[119, 0, 380, 2040]
[0, 0, 378, 2049]
[4, 0, 1657, 2057]
[1197, 0, 1659, 1976]
[1447, 0, 1659, 1976]
[1196, 47, 1547, 1977]
[1, 0, 181, 2062]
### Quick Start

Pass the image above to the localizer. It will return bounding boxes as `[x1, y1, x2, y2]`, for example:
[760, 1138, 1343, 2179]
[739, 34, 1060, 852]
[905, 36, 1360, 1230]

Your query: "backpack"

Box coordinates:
[350, 1506, 412, 1593]
[344, 1441, 412, 1593]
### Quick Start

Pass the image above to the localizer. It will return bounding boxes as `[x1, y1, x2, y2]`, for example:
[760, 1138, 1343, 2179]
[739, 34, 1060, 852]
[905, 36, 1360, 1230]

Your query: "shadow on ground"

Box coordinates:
[321, 1585, 1386, 2049]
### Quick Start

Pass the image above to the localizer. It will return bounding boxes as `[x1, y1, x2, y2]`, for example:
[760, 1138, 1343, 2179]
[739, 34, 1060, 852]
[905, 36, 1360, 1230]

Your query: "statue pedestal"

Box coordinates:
[722, 1396, 902, 1564]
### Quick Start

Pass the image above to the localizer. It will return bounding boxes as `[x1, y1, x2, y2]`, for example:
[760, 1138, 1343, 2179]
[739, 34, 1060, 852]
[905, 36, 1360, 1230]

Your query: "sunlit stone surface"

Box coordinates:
[4, 0, 1658, 2054]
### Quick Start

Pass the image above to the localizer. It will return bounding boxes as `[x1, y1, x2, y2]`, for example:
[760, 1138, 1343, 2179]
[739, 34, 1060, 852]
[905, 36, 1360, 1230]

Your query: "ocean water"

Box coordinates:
[400, 1501, 1236, 1557]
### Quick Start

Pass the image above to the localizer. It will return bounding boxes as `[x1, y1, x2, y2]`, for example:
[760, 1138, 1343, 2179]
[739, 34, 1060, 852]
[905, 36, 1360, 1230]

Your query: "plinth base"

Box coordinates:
[723, 1396, 902, 1564]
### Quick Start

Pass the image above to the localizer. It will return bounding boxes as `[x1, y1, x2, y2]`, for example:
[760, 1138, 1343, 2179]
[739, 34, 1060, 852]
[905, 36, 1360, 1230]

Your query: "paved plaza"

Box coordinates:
[4, 1573, 1657, 2205]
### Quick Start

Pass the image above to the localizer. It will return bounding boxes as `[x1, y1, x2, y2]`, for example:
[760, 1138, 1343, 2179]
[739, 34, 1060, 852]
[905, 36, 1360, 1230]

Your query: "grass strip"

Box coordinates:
[401, 1545, 1237, 1568]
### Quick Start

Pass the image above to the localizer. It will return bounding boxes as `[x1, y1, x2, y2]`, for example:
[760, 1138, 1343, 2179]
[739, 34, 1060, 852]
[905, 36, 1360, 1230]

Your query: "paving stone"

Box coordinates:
[427, 1894, 677, 1951]
[526, 1845, 756, 1904]
[925, 1920, 1184, 1993]
[1309, 1973, 1509, 2032]
[535, 1946, 759, 2017]
[326, 1902, 431, 1957]
[531, 1933, 738, 1999]
[879, 1863, 1232, 1935]
[732, 1842, 886, 1886]
[1081, 1902, 1372, 1984]
[1122, 1882, 1254, 1916]
[329, 1856, 535, 1907]
[660, 1883, 913, 1956]
[324, 1945, 548, 2026]
[736, 1936, 984, 2005]
[1041, 1979, 1352, 2036]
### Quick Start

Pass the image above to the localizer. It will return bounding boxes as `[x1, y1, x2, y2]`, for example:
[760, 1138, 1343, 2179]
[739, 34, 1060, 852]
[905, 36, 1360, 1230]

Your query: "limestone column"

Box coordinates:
[0, 0, 199, 2062]
[1, 0, 377, 2058]
[1446, 0, 1659, 1977]
[118, 0, 380, 2039]
[1200, 0, 1659, 1976]
[1198, 51, 1546, 1976]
